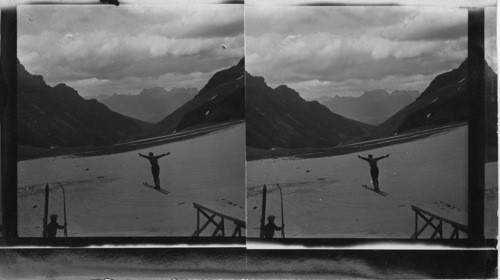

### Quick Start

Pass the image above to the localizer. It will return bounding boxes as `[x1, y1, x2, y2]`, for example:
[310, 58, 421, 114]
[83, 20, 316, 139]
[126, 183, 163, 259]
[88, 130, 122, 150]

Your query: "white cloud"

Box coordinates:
[145, 4, 244, 38]
[246, 6, 467, 98]
[65, 77, 110, 88]
[284, 79, 332, 91]
[17, 4, 244, 97]
[375, 7, 467, 41]
[371, 39, 441, 60]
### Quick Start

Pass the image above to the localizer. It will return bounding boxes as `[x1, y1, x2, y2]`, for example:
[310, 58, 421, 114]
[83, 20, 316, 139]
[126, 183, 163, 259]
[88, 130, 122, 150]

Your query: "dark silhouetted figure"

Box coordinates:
[358, 154, 390, 191]
[139, 152, 170, 189]
[263, 215, 284, 239]
[47, 214, 66, 238]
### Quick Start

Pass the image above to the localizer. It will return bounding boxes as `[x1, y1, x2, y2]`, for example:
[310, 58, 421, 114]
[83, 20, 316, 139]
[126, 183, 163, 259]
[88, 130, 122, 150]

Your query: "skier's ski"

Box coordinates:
[59, 183, 68, 237]
[276, 184, 285, 238]
[362, 184, 388, 197]
[259, 185, 267, 238]
[42, 183, 49, 238]
[142, 182, 169, 195]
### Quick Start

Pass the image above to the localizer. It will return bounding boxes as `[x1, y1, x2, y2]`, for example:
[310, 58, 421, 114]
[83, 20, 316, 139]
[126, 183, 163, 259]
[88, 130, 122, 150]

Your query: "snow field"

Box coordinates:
[247, 125, 497, 238]
[18, 123, 245, 237]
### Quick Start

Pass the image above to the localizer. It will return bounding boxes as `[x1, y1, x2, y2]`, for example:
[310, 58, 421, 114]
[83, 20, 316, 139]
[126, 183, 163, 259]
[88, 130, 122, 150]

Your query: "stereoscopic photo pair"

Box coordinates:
[2, 2, 496, 246]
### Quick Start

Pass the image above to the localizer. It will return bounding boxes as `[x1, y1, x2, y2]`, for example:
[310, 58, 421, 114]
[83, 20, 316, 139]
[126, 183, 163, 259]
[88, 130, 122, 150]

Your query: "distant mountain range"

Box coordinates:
[246, 57, 497, 158]
[95, 87, 198, 123]
[246, 73, 371, 150]
[371, 59, 497, 140]
[317, 89, 420, 125]
[17, 59, 151, 152]
[16, 54, 496, 161]
[87, 93, 111, 101]
[17, 57, 245, 158]
[139, 57, 245, 139]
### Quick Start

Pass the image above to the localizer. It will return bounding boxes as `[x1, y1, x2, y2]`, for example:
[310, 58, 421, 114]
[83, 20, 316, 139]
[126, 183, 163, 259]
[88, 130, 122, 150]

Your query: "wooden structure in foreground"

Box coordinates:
[192, 202, 246, 237]
[411, 204, 468, 239]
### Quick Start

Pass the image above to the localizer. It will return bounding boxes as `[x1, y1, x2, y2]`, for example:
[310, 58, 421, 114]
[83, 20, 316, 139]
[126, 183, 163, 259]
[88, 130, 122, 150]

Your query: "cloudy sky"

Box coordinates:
[246, 6, 471, 99]
[18, 3, 244, 97]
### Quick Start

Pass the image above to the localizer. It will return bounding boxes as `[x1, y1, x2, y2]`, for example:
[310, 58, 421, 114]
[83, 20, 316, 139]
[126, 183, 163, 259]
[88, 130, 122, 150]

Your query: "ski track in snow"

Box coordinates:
[247, 125, 498, 238]
[18, 123, 246, 237]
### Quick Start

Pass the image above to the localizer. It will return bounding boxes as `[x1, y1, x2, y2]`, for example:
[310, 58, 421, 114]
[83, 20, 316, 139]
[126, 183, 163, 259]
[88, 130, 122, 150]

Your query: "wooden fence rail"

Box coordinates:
[192, 202, 246, 237]
[411, 205, 468, 239]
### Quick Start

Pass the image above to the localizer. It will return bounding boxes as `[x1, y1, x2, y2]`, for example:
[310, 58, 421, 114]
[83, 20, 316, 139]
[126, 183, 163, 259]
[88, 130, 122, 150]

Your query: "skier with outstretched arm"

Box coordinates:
[138, 152, 170, 189]
[46, 214, 67, 238]
[358, 154, 390, 192]
[262, 215, 284, 239]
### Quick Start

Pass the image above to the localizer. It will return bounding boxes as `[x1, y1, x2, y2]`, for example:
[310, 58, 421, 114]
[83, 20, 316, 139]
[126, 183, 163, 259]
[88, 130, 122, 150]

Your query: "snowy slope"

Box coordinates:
[18, 123, 245, 237]
[247, 125, 496, 238]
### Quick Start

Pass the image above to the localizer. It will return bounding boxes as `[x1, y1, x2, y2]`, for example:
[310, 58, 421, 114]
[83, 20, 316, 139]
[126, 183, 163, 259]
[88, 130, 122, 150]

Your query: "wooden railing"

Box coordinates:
[192, 202, 246, 237]
[411, 205, 468, 239]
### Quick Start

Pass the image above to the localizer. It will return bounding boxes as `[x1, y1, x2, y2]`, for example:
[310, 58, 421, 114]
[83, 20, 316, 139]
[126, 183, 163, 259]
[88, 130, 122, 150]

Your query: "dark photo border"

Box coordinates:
[0, 248, 497, 278]
[0, 1, 497, 249]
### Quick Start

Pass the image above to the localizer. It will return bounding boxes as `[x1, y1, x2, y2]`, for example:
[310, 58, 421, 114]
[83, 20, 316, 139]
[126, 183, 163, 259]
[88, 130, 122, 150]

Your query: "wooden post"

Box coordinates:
[232, 225, 241, 237]
[59, 183, 67, 238]
[277, 184, 285, 238]
[439, 220, 443, 239]
[221, 218, 225, 237]
[42, 184, 49, 238]
[196, 208, 200, 236]
[192, 203, 245, 237]
[414, 210, 418, 239]
[259, 185, 267, 238]
[411, 205, 468, 239]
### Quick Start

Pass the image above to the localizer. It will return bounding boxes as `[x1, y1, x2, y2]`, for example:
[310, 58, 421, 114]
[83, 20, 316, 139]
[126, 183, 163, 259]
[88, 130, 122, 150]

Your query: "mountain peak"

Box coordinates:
[317, 96, 333, 103]
[138, 87, 168, 97]
[54, 83, 70, 89]
[419, 59, 467, 98]
[100, 87, 198, 123]
[198, 57, 245, 95]
[321, 89, 420, 125]
[17, 59, 45, 84]
[53, 83, 81, 98]
[17, 59, 149, 152]
[458, 57, 468, 70]
[360, 89, 390, 99]
[140, 59, 245, 138]
[274, 85, 303, 101]
[237, 57, 245, 67]
[169, 87, 199, 95]
[391, 90, 420, 99]
[274, 84, 293, 92]
[372, 57, 491, 138]
[246, 73, 370, 150]
[246, 73, 267, 88]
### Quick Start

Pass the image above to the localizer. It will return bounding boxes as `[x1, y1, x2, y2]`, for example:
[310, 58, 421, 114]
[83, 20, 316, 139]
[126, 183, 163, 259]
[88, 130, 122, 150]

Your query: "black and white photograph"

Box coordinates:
[0, 0, 497, 279]
[16, 2, 245, 237]
[246, 4, 497, 239]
